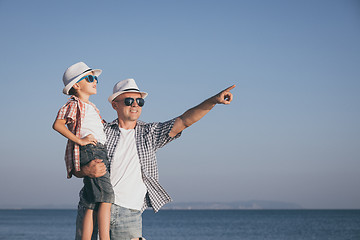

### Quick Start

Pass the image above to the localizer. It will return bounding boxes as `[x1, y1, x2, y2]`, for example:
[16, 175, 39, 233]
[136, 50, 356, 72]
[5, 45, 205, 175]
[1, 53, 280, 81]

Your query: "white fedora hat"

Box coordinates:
[62, 62, 102, 95]
[108, 78, 148, 103]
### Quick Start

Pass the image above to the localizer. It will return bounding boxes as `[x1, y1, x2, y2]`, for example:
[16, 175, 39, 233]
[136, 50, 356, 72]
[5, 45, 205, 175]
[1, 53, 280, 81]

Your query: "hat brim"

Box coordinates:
[63, 69, 102, 95]
[108, 90, 148, 103]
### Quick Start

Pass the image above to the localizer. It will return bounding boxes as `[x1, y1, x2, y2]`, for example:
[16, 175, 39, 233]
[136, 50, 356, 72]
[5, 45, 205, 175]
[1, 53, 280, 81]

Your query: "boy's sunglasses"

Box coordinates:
[123, 97, 145, 107]
[77, 75, 98, 83]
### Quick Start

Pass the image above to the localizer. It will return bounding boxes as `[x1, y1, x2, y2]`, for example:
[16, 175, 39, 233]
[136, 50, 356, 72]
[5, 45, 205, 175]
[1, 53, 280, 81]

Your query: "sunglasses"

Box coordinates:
[119, 97, 145, 107]
[77, 75, 98, 83]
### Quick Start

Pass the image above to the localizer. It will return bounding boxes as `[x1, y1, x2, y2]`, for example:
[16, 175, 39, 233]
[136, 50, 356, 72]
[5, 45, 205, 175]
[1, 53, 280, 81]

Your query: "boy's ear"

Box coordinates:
[72, 83, 80, 90]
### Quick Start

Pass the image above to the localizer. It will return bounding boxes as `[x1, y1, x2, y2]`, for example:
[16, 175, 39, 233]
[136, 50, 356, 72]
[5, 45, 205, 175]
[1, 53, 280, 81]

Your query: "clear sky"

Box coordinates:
[0, 0, 359, 209]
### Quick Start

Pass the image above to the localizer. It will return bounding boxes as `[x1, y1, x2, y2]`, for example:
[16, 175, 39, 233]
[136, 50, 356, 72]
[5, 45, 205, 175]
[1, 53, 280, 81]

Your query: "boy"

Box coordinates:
[53, 62, 114, 240]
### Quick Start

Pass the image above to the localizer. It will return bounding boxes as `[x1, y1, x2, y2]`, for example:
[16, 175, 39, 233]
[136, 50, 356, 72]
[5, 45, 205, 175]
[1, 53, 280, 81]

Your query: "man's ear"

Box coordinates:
[111, 101, 117, 110]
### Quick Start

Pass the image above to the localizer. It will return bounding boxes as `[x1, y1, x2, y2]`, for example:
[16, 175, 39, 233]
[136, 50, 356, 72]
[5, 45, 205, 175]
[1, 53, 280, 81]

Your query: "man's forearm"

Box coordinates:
[73, 159, 107, 178]
[170, 97, 217, 137]
[169, 85, 235, 137]
[179, 97, 217, 128]
[72, 169, 86, 178]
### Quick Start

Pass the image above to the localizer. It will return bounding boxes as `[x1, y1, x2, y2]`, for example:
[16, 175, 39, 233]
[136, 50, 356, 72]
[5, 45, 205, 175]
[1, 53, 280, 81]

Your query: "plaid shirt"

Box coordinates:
[104, 118, 181, 212]
[56, 96, 104, 178]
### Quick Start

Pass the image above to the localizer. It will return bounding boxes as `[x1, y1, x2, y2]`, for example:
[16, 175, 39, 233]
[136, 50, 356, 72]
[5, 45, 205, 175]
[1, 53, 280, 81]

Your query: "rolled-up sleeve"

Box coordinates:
[151, 118, 182, 150]
[56, 100, 78, 124]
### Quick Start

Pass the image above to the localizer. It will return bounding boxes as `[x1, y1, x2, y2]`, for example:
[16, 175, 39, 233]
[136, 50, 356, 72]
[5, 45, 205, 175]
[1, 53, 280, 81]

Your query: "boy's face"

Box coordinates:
[76, 72, 97, 96]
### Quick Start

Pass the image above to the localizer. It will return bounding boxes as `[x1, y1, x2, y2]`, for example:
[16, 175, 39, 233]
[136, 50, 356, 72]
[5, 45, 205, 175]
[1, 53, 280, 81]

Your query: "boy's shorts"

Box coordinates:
[79, 143, 114, 210]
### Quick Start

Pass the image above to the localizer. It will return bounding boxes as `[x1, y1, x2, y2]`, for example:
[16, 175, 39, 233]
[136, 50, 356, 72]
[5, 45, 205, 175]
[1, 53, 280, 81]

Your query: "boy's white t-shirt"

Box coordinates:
[110, 127, 147, 210]
[80, 103, 106, 144]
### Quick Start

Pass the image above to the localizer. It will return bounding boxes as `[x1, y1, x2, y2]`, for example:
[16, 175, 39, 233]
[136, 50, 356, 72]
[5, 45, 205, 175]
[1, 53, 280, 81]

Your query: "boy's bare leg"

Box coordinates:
[98, 202, 111, 240]
[81, 209, 94, 240]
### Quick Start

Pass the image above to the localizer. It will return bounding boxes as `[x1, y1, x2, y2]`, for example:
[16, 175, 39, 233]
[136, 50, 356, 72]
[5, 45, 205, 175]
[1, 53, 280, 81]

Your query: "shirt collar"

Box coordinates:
[69, 95, 87, 104]
[69, 95, 80, 101]
[109, 119, 119, 126]
[69, 95, 96, 107]
[108, 119, 146, 127]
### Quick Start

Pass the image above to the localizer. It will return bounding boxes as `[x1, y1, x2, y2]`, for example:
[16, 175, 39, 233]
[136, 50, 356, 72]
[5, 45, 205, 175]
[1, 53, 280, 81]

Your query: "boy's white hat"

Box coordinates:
[62, 62, 102, 95]
[108, 78, 148, 103]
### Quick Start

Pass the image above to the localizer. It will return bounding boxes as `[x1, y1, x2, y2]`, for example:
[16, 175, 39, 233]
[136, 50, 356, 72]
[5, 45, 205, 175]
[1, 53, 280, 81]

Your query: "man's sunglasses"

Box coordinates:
[77, 75, 98, 83]
[122, 97, 145, 107]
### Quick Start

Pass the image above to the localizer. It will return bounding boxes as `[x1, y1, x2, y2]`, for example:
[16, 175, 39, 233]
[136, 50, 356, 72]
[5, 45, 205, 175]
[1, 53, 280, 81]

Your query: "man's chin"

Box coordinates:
[128, 116, 139, 122]
[129, 113, 140, 121]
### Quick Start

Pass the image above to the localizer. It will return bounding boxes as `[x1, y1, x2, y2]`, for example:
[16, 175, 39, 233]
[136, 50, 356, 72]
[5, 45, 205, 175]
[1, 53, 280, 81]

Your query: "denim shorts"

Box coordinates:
[79, 143, 114, 210]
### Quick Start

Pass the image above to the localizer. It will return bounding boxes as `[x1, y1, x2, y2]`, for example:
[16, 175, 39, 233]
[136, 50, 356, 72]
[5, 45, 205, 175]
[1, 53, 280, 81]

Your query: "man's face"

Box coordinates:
[112, 92, 143, 122]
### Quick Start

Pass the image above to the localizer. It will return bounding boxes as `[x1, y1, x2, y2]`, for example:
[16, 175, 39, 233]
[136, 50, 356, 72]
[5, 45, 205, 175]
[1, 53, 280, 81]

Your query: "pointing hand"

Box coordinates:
[213, 85, 236, 105]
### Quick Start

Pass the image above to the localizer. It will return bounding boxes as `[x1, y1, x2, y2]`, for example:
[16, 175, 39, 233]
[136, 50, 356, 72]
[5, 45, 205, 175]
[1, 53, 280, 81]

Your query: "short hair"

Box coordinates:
[69, 87, 77, 96]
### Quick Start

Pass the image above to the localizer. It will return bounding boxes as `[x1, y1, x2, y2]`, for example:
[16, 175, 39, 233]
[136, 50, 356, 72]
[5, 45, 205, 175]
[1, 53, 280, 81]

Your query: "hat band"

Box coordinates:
[122, 88, 140, 92]
[82, 68, 93, 74]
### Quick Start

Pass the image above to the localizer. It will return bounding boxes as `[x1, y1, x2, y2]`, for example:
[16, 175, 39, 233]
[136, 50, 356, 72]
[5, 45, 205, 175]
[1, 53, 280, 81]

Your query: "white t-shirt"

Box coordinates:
[110, 128, 147, 210]
[80, 103, 106, 144]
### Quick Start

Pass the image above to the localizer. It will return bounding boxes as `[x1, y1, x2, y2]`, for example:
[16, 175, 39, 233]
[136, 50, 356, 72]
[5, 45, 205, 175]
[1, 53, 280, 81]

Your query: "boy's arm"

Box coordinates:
[52, 119, 97, 146]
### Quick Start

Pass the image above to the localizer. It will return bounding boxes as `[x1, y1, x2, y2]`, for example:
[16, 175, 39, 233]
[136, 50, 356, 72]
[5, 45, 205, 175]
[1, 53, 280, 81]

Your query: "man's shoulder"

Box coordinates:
[136, 120, 162, 129]
[104, 119, 118, 128]
[103, 119, 151, 129]
[136, 118, 177, 133]
[103, 119, 175, 132]
[136, 120, 149, 126]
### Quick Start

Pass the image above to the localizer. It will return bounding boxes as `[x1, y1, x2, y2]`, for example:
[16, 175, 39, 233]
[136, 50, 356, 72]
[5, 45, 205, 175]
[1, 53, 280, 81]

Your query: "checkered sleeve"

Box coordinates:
[151, 118, 182, 151]
[56, 100, 78, 124]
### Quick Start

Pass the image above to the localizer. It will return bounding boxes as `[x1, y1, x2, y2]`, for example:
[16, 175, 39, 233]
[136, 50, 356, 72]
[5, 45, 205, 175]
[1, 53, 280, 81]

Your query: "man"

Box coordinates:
[75, 78, 235, 239]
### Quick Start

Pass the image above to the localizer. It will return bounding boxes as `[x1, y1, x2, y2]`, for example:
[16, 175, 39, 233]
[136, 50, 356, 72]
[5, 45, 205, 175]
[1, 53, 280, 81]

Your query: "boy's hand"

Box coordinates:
[79, 134, 97, 146]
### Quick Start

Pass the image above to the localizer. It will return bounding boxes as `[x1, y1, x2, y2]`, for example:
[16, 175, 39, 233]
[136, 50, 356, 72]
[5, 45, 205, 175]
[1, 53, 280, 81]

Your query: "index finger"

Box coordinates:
[224, 84, 236, 92]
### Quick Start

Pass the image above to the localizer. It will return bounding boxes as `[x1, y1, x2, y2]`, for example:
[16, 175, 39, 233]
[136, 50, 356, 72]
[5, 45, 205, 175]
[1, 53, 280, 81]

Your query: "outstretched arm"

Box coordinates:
[169, 85, 235, 137]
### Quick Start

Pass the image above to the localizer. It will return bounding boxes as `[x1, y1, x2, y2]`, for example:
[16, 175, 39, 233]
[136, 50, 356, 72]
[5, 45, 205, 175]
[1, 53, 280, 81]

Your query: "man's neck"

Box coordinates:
[117, 118, 137, 130]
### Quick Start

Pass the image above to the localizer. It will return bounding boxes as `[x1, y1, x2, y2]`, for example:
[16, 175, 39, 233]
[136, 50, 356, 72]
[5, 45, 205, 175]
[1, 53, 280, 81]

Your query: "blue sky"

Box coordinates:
[0, 0, 359, 209]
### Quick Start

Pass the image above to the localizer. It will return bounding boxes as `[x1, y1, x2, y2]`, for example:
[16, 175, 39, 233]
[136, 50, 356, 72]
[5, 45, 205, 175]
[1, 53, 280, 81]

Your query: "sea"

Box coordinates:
[0, 209, 359, 240]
